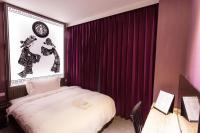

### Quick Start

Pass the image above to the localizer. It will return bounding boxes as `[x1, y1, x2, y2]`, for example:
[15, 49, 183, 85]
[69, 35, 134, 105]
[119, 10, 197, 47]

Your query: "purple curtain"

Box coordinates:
[0, 2, 7, 102]
[66, 4, 158, 119]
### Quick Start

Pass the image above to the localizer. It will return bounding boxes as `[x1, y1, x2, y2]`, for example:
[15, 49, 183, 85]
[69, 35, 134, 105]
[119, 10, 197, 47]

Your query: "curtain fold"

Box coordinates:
[66, 4, 158, 119]
[0, 3, 6, 96]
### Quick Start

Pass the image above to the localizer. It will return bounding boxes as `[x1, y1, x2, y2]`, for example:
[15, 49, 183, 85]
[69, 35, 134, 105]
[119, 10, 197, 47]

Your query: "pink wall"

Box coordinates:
[185, 0, 200, 92]
[154, 0, 192, 106]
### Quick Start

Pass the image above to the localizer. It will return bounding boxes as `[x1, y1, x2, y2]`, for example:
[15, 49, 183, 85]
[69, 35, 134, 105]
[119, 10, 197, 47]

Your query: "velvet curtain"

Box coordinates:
[0, 3, 6, 97]
[0, 2, 8, 102]
[66, 4, 158, 119]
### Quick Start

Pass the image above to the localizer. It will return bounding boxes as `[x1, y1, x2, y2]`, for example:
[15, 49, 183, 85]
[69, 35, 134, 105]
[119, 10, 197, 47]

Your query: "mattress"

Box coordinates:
[7, 86, 116, 133]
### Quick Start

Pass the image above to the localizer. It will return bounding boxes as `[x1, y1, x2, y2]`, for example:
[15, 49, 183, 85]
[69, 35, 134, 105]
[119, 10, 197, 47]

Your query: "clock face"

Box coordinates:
[32, 21, 49, 38]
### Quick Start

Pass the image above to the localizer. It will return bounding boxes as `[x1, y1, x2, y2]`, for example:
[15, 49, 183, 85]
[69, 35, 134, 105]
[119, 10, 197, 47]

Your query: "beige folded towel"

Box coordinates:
[72, 99, 91, 109]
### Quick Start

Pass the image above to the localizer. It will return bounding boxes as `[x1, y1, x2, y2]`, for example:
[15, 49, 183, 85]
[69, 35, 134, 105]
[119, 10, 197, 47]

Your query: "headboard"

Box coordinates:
[7, 78, 67, 100]
[8, 85, 28, 100]
[178, 75, 200, 108]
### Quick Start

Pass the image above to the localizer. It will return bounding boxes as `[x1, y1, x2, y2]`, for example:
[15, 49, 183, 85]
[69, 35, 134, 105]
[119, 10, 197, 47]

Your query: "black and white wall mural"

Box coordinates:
[6, 5, 64, 86]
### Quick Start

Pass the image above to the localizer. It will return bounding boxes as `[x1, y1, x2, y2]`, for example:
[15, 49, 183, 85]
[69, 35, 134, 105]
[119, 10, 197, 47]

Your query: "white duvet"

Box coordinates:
[7, 86, 116, 133]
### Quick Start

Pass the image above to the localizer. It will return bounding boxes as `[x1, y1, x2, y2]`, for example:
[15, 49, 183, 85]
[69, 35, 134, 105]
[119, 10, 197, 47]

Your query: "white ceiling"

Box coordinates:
[2, 0, 159, 26]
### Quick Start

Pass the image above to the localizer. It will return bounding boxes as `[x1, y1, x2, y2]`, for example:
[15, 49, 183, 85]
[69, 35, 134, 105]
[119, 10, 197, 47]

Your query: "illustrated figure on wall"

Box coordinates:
[18, 35, 41, 78]
[41, 38, 60, 73]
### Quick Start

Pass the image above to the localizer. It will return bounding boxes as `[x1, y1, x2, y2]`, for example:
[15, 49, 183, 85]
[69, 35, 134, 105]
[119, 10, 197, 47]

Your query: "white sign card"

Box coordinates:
[182, 96, 199, 122]
[154, 90, 175, 114]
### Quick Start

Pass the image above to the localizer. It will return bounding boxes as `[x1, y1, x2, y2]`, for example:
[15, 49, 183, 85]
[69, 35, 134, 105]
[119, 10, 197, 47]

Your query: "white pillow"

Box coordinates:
[26, 77, 60, 95]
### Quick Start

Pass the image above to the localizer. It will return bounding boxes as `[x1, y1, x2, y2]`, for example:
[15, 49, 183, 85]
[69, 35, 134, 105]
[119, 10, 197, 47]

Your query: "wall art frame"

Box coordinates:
[4, 3, 66, 88]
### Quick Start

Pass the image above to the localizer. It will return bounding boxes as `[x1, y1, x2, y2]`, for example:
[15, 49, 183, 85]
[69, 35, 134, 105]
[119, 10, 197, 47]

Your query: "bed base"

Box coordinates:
[9, 115, 25, 133]
[98, 118, 114, 133]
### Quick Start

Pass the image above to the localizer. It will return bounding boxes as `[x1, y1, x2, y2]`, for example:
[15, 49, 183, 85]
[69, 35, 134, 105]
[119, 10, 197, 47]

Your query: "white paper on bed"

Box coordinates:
[7, 86, 116, 133]
[154, 90, 174, 114]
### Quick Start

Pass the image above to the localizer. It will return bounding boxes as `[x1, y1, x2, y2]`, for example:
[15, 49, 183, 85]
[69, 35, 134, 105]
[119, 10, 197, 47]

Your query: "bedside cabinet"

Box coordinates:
[0, 102, 11, 128]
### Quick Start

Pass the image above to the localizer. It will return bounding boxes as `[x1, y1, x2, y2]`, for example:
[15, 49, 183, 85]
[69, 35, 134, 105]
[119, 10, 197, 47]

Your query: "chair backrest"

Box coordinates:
[130, 101, 144, 133]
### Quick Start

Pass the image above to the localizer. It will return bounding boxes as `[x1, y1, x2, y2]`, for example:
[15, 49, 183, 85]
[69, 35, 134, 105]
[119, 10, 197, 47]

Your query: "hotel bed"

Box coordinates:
[7, 86, 116, 133]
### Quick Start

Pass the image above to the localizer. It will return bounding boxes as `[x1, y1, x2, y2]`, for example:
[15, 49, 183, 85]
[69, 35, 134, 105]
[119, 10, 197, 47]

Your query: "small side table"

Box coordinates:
[0, 102, 11, 128]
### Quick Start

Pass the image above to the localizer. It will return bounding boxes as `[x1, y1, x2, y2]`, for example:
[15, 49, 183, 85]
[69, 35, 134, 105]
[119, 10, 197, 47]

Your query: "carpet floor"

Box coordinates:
[102, 117, 135, 133]
[0, 116, 135, 133]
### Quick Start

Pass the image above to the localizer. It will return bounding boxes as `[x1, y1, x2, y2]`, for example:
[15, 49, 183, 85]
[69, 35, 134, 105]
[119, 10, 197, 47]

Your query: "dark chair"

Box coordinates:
[130, 101, 144, 133]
